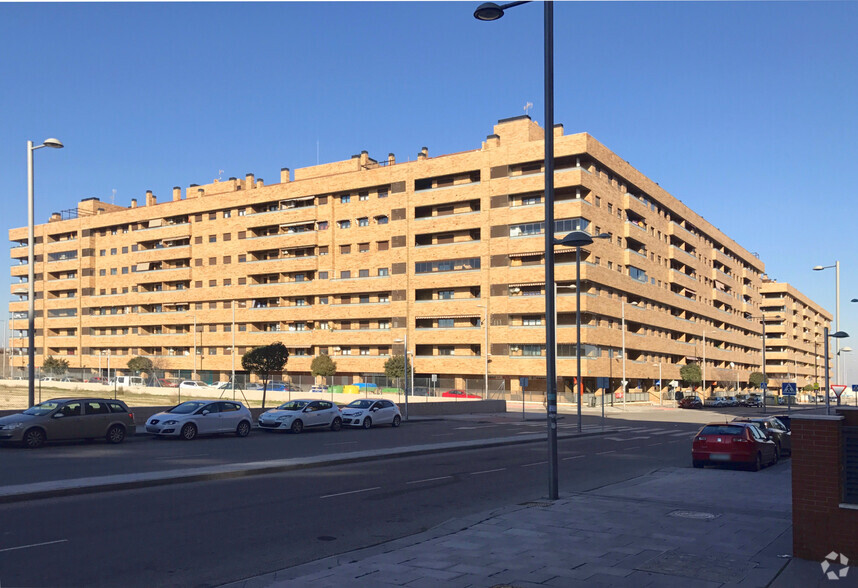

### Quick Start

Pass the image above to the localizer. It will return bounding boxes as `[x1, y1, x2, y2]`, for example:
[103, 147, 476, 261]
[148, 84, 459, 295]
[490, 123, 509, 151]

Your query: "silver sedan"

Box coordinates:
[146, 400, 252, 440]
[258, 399, 342, 433]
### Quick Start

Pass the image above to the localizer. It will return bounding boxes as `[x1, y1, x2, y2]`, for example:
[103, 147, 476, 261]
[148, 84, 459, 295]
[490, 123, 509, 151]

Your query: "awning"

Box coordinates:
[280, 220, 315, 228]
[415, 314, 481, 320]
[136, 263, 149, 272]
[508, 281, 545, 288]
[685, 356, 700, 362]
[148, 219, 163, 228]
[508, 251, 544, 259]
[281, 196, 315, 204]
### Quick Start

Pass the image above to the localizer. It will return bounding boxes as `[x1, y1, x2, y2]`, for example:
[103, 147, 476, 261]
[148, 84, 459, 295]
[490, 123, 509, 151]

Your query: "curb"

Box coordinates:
[0, 428, 614, 504]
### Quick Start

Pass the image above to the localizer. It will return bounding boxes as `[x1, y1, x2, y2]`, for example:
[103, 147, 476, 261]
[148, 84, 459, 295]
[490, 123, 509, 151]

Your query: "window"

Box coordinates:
[555, 218, 590, 233]
[223, 256, 231, 264]
[319, 297, 329, 305]
[379, 294, 389, 303]
[378, 189, 388, 199]
[121, 246, 128, 254]
[223, 233, 231, 241]
[415, 258, 480, 274]
[99, 269, 106, 276]
[319, 246, 329, 256]
[223, 210, 231, 218]
[99, 250, 106, 256]
[208, 257, 216, 265]
[522, 195, 541, 205]
[209, 280, 217, 287]
[318, 221, 328, 230]
[340, 271, 351, 279]
[377, 241, 389, 251]
[195, 236, 203, 244]
[238, 208, 246, 216]
[224, 279, 232, 286]
[359, 192, 369, 201]
[238, 255, 246, 263]
[209, 212, 217, 220]
[439, 290, 455, 300]
[379, 320, 390, 330]
[523, 344, 544, 357]
[378, 267, 389, 277]
[319, 271, 328, 280]
[295, 298, 306, 306]
[340, 244, 351, 254]
[122, 267, 129, 274]
[209, 235, 217, 243]
[294, 273, 306, 282]
[358, 217, 369, 227]
[340, 194, 350, 203]
[131, 244, 138, 252]
[438, 319, 455, 328]
[375, 215, 389, 225]
[359, 243, 370, 253]
[629, 266, 647, 283]
[338, 220, 351, 229]
[359, 269, 369, 278]
[359, 295, 370, 304]
[522, 316, 541, 326]
[438, 346, 455, 356]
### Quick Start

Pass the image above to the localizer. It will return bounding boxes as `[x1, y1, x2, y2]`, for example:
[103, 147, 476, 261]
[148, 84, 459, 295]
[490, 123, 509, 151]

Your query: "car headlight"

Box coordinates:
[0, 422, 24, 430]
[277, 415, 293, 421]
[163, 420, 179, 425]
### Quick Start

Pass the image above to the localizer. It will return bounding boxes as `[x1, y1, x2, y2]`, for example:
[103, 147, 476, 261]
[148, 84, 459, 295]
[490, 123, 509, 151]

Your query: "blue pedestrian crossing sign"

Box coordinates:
[519, 377, 528, 389]
[781, 382, 797, 396]
[853, 385, 858, 392]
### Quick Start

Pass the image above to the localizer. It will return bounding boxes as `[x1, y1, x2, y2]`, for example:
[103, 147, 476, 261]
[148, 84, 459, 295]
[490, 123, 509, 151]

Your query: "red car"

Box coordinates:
[441, 390, 482, 399]
[692, 421, 778, 471]
[86, 376, 109, 384]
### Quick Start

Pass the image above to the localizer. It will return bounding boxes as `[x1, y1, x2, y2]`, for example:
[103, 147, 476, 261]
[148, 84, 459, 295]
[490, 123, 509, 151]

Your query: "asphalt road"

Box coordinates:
[0, 419, 711, 587]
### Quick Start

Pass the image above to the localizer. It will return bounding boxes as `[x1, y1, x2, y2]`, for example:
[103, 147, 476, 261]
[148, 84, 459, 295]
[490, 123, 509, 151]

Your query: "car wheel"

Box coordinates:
[181, 423, 197, 441]
[392, 415, 401, 428]
[692, 459, 704, 468]
[106, 424, 126, 444]
[23, 428, 46, 449]
[362, 417, 372, 430]
[236, 420, 251, 437]
[290, 419, 304, 434]
[752, 452, 762, 471]
[330, 417, 342, 432]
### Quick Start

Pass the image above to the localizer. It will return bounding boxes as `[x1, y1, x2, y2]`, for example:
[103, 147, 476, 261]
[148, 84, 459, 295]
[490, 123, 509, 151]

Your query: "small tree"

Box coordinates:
[749, 371, 768, 389]
[679, 363, 702, 391]
[384, 355, 412, 392]
[310, 354, 337, 385]
[241, 342, 289, 408]
[801, 383, 816, 392]
[127, 356, 154, 380]
[42, 355, 69, 376]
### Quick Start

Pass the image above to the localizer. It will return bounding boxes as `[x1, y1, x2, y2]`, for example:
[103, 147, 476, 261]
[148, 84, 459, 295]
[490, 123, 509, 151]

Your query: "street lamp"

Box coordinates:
[823, 327, 849, 414]
[477, 0, 563, 500]
[27, 137, 64, 407]
[814, 263, 840, 383]
[477, 304, 489, 400]
[621, 300, 641, 411]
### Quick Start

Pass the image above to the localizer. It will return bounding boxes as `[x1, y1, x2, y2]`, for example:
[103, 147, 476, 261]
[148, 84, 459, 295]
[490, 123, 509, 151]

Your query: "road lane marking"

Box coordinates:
[470, 468, 507, 475]
[516, 431, 540, 435]
[407, 476, 453, 485]
[0, 539, 68, 553]
[320, 487, 381, 499]
[521, 461, 548, 467]
[597, 450, 616, 455]
[605, 436, 650, 441]
[562, 455, 585, 460]
[648, 443, 663, 447]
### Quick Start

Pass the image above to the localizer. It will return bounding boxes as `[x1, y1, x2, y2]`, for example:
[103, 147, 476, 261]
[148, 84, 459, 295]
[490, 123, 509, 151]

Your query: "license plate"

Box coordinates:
[710, 454, 731, 461]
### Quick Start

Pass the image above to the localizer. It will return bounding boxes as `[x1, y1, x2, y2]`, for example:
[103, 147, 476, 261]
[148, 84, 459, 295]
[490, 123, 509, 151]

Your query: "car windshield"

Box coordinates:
[770, 418, 786, 430]
[168, 401, 209, 414]
[275, 401, 308, 411]
[700, 425, 746, 436]
[347, 400, 375, 409]
[22, 401, 62, 416]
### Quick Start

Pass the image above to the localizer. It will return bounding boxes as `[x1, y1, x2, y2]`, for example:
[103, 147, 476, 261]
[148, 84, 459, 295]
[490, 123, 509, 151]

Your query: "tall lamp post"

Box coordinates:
[475, 0, 560, 499]
[477, 304, 489, 399]
[823, 327, 849, 414]
[27, 138, 64, 407]
[814, 263, 840, 383]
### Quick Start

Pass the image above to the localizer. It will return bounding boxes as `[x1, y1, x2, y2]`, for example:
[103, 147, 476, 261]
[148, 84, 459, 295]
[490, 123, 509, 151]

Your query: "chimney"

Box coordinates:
[131, 198, 138, 208]
[388, 153, 395, 166]
[145, 190, 156, 206]
[255, 178, 264, 188]
[417, 146, 428, 161]
[485, 134, 500, 149]
[245, 173, 254, 188]
[280, 167, 290, 183]
[554, 123, 564, 138]
[360, 150, 369, 167]
[197, 188, 204, 198]
[172, 186, 181, 201]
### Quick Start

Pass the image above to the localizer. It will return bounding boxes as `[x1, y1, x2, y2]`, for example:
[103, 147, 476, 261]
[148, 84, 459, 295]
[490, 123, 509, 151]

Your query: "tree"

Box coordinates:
[679, 363, 702, 390]
[310, 354, 336, 384]
[384, 355, 412, 391]
[127, 356, 154, 379]
[749, 371, 768, 389]
[241, 342, 289, 408]
[802, 383, 816, 392]
[42, 355, 69, 376]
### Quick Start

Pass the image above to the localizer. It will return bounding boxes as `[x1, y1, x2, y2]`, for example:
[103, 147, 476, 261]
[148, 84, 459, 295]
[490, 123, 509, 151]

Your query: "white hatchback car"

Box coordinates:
[340, 399, 401, 429]
[179, 380, 211, 391]
[258, 399, 341, 434]
[146, 400, 252, 440]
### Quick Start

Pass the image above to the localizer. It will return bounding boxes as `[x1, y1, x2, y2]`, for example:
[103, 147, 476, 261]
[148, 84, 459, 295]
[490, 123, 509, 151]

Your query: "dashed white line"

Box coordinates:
[648, 443, 664, 447]
[470, 468, 507, 475]
[597, 450, 617, 455]
[320, 487, 381, 499]
[562, 455, 585, 460]
[521, 461, 548, 467]
[406, 476, 453, 485]
[0, 539, 68, 553]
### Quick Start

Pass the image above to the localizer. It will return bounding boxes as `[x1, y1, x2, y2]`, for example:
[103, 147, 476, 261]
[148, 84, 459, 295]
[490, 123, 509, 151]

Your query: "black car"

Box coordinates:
[771, 414, 791, 431]
[742, 395, 762, 407]
[732, 416, 791, 457]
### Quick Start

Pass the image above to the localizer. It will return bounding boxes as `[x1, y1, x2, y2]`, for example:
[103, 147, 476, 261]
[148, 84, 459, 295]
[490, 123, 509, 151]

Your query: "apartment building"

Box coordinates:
[760, 279, 833, 389]
[8, 116, 829, 400]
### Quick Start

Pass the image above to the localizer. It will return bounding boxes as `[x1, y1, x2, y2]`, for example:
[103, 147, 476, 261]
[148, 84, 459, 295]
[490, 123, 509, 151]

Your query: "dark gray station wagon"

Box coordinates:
[0, 397, 136, 448]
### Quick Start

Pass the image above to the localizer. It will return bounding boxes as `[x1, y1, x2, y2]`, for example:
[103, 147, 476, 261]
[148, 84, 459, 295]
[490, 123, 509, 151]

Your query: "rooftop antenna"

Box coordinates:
[215, 169, 224, 183]
[524, 101, 533, 117]
[111, 189, 116, 205]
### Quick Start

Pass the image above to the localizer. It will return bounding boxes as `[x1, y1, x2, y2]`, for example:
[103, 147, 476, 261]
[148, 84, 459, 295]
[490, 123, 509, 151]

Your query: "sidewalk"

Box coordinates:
[222, 462, 831, 588]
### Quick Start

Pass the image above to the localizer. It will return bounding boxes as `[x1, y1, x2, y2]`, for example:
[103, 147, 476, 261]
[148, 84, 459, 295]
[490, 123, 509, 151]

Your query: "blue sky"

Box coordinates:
[2, 1, 857, 381]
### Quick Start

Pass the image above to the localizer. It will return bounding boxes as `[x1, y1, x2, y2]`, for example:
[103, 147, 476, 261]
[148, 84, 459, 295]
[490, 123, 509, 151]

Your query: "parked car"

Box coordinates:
[724, 396, 739, 407]
[0, 397, 135, 448]
[771, 414, 792, 431]
[86, 376, 109, 385]
[146, 400, 251, 440]
[39, 376, 59, 382]
[60, 376, 81, 382]
[266, 382, 302, 392]
[258, 399, 341, 433]
[340, 399, 402, 429]
[692, 421, 778, 471]
[179, 380, 212, 391]
[732, 416, 791, 457]
[113, 376, 145, 387]
[157, 377, 182, 388]
[442, 389, 482, 399]
[678, 396, 703, 409]
[309, 384, 329, 394]
[742, 394, 762, 407]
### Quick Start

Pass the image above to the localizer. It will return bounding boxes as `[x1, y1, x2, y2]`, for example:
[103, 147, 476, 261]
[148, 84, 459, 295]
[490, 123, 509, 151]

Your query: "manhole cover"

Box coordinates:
[668, 510, 718, 521]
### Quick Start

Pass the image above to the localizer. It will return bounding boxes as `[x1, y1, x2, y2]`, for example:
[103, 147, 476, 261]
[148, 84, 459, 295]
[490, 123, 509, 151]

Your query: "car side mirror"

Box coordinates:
[52, 412, 64, 419]
[202, 410, 210, 416]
